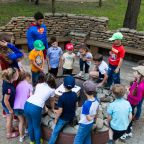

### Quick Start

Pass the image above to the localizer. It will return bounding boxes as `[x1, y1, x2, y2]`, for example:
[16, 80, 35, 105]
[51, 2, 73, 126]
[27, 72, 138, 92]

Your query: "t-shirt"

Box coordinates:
[2, 80, 16, 109]
[79, 98, 99, 125]
[62, 52, 75, 69]
[107, 98, 132, 131]
[14, 80, 33, 110]
[77, 52, 93, 65]
[47, 46, 63, 68]
[98, 60, 108, 76]
[27, 83, 55, 108]
[29, 49, 44, 72]
[58, 91, 78, 121]
[108, 44, 125, 66]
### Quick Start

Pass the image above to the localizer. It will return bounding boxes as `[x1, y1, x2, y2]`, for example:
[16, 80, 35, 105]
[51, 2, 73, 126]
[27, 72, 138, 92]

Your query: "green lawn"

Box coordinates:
[0, 0, 144, 31]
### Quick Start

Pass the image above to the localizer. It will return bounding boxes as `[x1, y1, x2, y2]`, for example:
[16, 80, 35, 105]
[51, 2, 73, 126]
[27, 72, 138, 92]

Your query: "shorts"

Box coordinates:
[14, 109, 24, 116]
[111, 126, 126, 140]
[3, 106, 10, 115]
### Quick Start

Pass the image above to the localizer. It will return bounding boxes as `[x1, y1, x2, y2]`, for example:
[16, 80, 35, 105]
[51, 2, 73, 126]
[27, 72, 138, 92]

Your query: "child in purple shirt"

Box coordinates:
[14, 72, 33, 142]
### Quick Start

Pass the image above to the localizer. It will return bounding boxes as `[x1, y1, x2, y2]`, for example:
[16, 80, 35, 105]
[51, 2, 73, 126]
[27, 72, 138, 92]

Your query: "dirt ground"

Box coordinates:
[0, 53, 144, 144]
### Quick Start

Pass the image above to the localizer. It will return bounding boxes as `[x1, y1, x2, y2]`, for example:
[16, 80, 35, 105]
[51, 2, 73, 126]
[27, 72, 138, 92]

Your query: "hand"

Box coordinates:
[97, 83, 103, 88]
[40, 68, 44, 73]
[82, 57, 87, 61]
[115, 67, 120, 73]
[54, 119, 58, 124]
[0, 40, 8, 47]
[48, 65, 51, 70]
[9, 109, 13, 114]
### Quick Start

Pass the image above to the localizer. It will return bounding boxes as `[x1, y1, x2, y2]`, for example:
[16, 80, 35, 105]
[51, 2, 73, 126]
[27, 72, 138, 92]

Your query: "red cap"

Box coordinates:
[65, 43, 74, 51]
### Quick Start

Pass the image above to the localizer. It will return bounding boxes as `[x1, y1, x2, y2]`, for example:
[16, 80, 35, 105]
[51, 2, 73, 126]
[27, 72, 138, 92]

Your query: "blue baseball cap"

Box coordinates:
[64, 75, 75, 89]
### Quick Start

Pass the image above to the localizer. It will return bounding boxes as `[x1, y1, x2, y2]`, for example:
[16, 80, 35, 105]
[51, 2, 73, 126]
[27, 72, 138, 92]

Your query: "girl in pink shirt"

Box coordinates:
[14, 72, 33, 142]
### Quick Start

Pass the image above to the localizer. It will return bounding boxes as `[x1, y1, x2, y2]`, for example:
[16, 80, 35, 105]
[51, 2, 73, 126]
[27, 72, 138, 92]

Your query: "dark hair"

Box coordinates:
[78, 43, 89, 52]
[37, 72, 46, 84]
[17, 71, 31, 83]
[93, 54, 103, 62]
[50, 36, 57, 44]
[45, 73, 56, 88]
[34, 12, 44, 20]
[112, 84, 126, 98]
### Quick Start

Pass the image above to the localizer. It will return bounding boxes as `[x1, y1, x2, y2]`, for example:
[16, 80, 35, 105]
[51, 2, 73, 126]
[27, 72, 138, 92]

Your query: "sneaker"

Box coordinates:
[107, 139, 115, 144]
[19, 135, 25, 142]
[76, 71, 83, 77]
[120, 133, 127, 140]
[127, 132, 133, 137]
[24, 129, 28, 136]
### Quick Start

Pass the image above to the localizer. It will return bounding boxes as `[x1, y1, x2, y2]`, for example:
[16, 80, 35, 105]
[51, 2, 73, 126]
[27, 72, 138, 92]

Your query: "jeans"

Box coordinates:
[80, 58, 90, 73]
[63, 68, 73, 75]
[32, 71, 40, 86]
[24, 102, 42, 144]
[135, 98, 144, 119]
[107, 64, 120, 88]
[73, 123, 93, 144]
[48, 118, 68, 144]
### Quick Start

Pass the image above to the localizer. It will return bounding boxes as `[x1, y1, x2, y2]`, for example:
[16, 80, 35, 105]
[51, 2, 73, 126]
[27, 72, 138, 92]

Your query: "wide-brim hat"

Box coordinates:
[132, 66, 144, 76]
[34, 40, 45, 51]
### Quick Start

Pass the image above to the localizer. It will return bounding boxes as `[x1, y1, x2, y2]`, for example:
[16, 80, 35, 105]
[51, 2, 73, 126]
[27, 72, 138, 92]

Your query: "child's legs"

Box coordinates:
[135, 98, 144, 119]
[31, 105, 42, 144]
[74, 123, 93, 144]
[112, 128, 126, 141]
[6, 114, 13, 134]
[24, 102, 35, 142]
[113, 70, 120, 84]
[49, 68, 58, 77]
[80, 58, 84, 71]
[17, 115, 25, 137]
[84, 62, 90, 73]
[48, 119, 68, 144]
[32, 71, 40, 86]
[107, 65, 114, 87]
[108, 128, 114, 140]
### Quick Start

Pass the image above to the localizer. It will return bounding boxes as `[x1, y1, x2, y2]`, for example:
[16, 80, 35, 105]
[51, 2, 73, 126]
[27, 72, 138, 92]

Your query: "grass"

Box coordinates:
[0, 0, 144, 31]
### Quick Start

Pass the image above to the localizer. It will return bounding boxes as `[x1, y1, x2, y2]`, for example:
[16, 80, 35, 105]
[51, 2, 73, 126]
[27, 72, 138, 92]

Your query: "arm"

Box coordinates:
[54, 108, 63, 124]
[98, 73, 108, 87]
[49, 97, 55, 111]
[4, 94, 13, 114]
[30, 60, 43, 72]
[44, 25, 48, 49]
[27, 28, 35, 51]
[107, 115, 112, 127]
[129, 112, 132, 122]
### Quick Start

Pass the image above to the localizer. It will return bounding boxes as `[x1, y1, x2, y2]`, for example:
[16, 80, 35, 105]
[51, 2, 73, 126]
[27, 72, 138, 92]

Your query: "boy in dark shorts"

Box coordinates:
[107, 84, 132, 144]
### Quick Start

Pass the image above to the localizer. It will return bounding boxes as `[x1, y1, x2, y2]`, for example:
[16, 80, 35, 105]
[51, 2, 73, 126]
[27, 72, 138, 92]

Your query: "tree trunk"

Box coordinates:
[99, 0, 102, 7]
[35, 0, 39, 5]
[52, 0, 56, 15]
[123, 0, 141, 29]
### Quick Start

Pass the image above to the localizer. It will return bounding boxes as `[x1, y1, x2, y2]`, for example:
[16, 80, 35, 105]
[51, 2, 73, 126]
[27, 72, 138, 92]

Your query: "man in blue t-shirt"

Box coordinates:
[48, 76, 78, 144]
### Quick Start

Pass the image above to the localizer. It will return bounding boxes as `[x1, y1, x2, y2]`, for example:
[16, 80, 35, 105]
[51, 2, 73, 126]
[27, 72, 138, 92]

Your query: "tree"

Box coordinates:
[123, 0, 141, 29]
[99, 0, 102, 7]
[52, 0, 56, 15]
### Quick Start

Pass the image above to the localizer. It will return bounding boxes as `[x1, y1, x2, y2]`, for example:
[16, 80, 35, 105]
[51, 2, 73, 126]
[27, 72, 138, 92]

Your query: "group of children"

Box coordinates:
[0, 13, 144, 144]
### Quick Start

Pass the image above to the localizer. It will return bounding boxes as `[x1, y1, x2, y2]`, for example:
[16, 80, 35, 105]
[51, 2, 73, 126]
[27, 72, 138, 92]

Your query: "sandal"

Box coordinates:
[7, 131, 19, 139]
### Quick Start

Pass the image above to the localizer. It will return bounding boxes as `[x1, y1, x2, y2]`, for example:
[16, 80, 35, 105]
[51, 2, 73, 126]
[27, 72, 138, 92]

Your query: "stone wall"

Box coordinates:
[0, 13, 144, 55]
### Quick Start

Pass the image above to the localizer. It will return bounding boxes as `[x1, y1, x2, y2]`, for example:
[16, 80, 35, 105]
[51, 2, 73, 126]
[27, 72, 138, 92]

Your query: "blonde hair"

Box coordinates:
[112, 84, 126, 98]
[1, 68, 17, 81]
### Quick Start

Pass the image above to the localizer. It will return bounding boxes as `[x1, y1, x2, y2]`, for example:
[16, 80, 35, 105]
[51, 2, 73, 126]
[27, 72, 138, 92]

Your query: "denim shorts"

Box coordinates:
[14, 109, 24, 116]
[3, 106, 10, 114]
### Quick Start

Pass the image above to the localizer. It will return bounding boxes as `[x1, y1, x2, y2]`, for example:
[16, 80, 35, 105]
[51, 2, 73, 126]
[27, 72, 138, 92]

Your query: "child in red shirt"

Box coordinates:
[107, 32, 125, 89]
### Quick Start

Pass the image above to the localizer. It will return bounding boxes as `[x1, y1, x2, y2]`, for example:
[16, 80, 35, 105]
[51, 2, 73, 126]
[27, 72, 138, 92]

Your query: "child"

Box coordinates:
[120, 66, 144, 139]
[77, 44, 93, 80]
[13, 72, 33, 142]
[62, 43, 75, 75]
[74, 80, 99, 144]
[107, 32, 125, 89]
[24, 73, 56, 144]
[48, 75, 78, 144]
[107, 84, 132, 144]
[90, 54, 108, 87]
[29, 40, 45, 86]
[1, 68, 19, 139]
[0, 40, 24, 70]
[47, 36, 63, 77]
